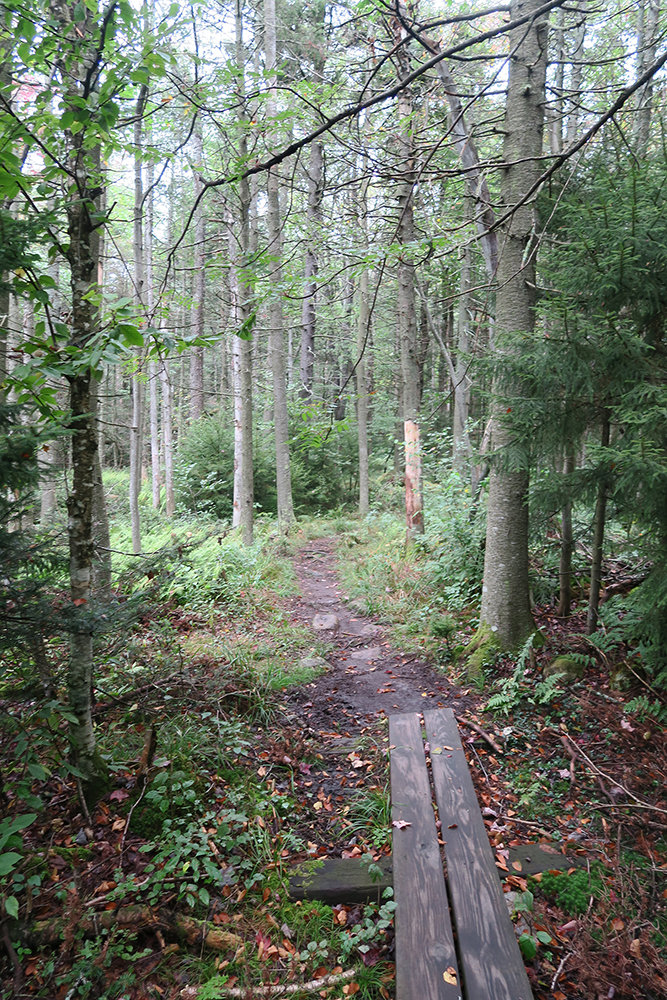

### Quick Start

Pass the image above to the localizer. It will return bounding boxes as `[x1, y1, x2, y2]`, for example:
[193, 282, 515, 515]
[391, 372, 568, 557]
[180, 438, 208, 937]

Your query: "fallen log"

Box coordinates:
[25, 905, 243, 954]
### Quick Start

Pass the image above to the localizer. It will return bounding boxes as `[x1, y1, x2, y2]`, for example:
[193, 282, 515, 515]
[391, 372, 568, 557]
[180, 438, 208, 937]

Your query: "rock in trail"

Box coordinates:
[284, 537, 463, 730]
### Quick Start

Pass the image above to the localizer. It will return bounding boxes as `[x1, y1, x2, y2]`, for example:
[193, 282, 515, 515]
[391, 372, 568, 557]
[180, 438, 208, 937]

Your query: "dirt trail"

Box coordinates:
[283, 537, 468, 730]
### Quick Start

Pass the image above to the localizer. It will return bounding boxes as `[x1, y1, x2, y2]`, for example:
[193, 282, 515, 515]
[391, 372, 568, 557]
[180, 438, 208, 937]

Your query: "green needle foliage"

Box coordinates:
[486, 143, 667, 688]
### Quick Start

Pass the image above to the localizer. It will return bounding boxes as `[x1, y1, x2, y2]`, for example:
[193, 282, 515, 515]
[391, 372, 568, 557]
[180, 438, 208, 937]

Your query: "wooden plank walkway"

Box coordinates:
[389, 712, 461, 1000]
[424, 708, 533, 1000]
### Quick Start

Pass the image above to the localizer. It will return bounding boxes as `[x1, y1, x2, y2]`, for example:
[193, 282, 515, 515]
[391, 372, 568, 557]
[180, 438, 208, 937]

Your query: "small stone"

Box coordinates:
[312, 613, 340, 633]
[542, 656, 584, 682]
[299, 656, 329, 671]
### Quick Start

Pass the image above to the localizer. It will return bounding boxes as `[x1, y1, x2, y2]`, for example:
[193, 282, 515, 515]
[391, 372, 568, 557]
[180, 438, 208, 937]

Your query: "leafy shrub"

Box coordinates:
[174, 406, 361, 520]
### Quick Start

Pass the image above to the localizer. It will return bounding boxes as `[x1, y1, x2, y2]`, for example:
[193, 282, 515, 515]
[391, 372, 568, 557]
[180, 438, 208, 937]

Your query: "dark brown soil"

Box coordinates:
[282, 537, 470, 730]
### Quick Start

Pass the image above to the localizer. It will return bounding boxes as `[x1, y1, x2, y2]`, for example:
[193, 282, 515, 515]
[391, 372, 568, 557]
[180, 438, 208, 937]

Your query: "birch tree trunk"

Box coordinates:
[160, 361, 176, 516]
[299, 139, 323, 398]
[356, 166, 370, 517]
[189, 120, 205, 421]
[452, 236, 472, 474]
[478, 0, 549, 651]
[145, 128, 160, 510]
[565, 9, 586, 147]
[130, 85, 147, 555]
[265, 0, 294, 530]
[229, 0, 254, 545]
[394, 24, 422, 536]
[635, 0, 660, 154]
[90, 377, 112, 598]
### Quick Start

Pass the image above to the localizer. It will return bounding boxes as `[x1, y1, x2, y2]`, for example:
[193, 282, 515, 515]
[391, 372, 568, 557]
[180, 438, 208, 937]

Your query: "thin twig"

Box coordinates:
[551, 951, 572, 991]
[74, 774, 93, 827]
[120, 783, 148, 867]
[456, 715, 503, 754]
[565, 735, 667, 815]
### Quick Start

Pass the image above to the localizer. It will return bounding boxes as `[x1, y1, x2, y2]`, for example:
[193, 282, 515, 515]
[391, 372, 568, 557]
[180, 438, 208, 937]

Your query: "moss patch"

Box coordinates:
[461, 623, 502, 680]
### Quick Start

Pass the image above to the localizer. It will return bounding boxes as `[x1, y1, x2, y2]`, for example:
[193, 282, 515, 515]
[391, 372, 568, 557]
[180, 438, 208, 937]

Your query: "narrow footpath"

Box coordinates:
[282, 537, 471, 730]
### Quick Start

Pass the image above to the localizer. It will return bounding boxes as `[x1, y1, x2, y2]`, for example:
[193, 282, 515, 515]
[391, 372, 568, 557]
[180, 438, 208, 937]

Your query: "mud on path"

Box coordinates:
[282, 536, 469, 731]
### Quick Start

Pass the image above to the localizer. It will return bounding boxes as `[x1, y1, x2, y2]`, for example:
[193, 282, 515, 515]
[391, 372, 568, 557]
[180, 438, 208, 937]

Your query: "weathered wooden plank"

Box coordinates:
[289, 858, 393, 904]
[505, 845, 584, 878]
[288, 846, 578, 907]
[389, 713, 461, 1000]
[424, 708, 533, 1000]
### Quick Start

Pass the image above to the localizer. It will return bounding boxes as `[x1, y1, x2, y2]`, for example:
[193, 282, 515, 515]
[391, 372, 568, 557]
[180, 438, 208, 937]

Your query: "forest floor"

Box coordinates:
[2, 527, 667, 1000]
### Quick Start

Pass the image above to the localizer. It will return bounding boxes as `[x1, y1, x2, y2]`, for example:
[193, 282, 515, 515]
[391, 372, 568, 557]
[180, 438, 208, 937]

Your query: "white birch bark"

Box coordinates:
[160, 360, 176, 516]
[129, 85, 147, 556]
[265, 0, 294, 530]
[189, 120, 205, 421]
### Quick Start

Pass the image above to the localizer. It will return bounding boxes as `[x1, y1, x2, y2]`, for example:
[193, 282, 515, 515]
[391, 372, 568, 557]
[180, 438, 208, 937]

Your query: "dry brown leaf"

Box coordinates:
[443, 967, 457, 985]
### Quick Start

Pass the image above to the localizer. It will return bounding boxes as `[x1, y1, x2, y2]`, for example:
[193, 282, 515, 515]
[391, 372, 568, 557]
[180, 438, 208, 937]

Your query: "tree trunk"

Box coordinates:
[356, 169, 370, 517]
[394, 25, 422, 537]
[587, 413, 611, 634]
[452, 233, 472, 474]
[565, 9, 586, 147]
[160, 361, 176, 516]
[230, 0, 254, 545]
[130, 85, 147, 555]
[265, 0, 294, 530]
[557, 448, 575, 617]
[548, 5, 565, 155]
[299, 140, 323, 398]
[90, 378, 112, 598]
[145, 132, 160, 510]
[479, 0, 549, 651]
[40, 437, 59, 522]
[635, 0, 660, 154]
[189, 121, 205, 421]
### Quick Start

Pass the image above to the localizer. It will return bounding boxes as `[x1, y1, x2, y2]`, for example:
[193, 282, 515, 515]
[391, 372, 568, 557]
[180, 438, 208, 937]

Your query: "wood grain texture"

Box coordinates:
[424, 709, 533, 1000]
[389, 713, 461, 1000]
[289, 858, 393, 904]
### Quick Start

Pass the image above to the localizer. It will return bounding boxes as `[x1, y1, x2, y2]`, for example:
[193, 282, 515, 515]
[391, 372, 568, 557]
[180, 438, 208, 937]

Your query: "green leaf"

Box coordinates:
[28, 763, 47, 780]
[4, 896, 19, 919]
[73, 2, 86, 21]
[235, 309, 256, 342]
[116, 324, 143, 347]
[518, 934, 537, 960]
[536, 931, 553, 945]
[0, 853, 22, 877]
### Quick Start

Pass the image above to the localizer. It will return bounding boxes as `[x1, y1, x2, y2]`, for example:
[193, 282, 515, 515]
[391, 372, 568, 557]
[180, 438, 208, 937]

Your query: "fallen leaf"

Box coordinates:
[111, 818, 125, 832]
[109, 789, 129, 802]
[611, 918, 624, 932]
[342, 983, 360, 996]
[620, 718, 634, 731]
[443, 967, 457, 985]
[448, 823, 458, 830]
[392, 820, 411, 829]
[630, 938, 642, 958]
[512, 861, 522, 871]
